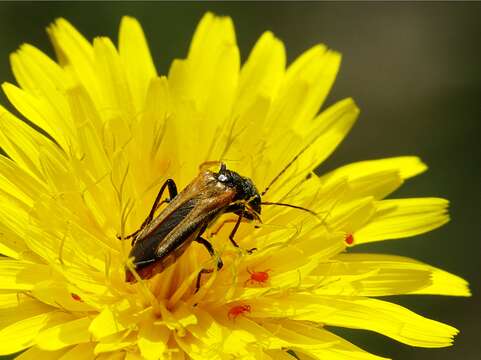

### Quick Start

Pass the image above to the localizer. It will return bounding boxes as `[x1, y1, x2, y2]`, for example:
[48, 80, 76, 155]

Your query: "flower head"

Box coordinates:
[0, 13, 470, 359]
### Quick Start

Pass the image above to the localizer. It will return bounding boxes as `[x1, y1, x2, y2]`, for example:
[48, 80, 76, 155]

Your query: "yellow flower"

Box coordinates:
[0, 12, 470, 360]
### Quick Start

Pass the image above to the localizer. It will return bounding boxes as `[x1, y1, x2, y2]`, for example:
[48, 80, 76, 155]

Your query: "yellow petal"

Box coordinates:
[250, 295, 458, 348]
[10, 43, 69, 94]
[0, 191, 31, 259]
[185, 307, 225, 349]
[89, 307, 126, 339]
[47, 18, 100, 103]
[89, 300, 140, 339]
[321, 156, 427, 185]
[311, 296, 458, 348]
[0, 260, 52, 291]
[59, 267, 113, 306]
[236, 31, 285, 113]
[132, 76, 176, 193]
[35, 316, 92, 350]
[8, 42, 75, 146]
[23, 196, 112, 273]
[0, 311, 73, 355]
[175, 332, 224, 360]
[47, 18, 93, 65]
[0, 155, 46, 206]
[2, 82, 69, 150]
[96, 351, 127, 360]
[119, 16, 157, 112]
[328, 196, 376, 233]
[15, 346, 67, 360]
[278, 320, 389, 360]
[411, 267, 471, 296]
[124, 352, 144, 360]
[258, 97, 359, 198]
[271, 44, 341, 131]
[173, 12, 239, 114]
[261, 321, 337, 355]
[31, 281, 96, 313]
[0, 293, 21, 308]
[0, 105, 52, 179]
[311, 253, 470, 297]
[138, 315, 170, 360]
[295, 96, 358, 172]
[0, 294, 53, 329]
[91, 37, 135, 125]
[265, 350, 301, 360]
[94, 331, 137, 355]
[58, 343, 96, 360]
[319, 156, 427, 201]
[168, 13, 240, 164]
[209, 313, 257, 357]
[65, 85, 111, 178]
[355, 198, 449, 244]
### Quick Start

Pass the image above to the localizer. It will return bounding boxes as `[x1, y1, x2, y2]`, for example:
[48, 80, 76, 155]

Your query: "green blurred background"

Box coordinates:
[0, 2, 479, 359]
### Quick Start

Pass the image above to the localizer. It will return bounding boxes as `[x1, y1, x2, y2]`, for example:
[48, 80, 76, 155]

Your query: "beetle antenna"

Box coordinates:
[261, 139, 316, 196]
[261, 201, 318, 217]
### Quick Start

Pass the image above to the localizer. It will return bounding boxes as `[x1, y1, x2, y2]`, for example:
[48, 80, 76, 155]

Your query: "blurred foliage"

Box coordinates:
[0, 2, 479, 359]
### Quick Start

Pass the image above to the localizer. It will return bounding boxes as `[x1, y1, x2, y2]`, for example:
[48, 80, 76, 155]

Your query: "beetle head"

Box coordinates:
[215, 164, 261, 220]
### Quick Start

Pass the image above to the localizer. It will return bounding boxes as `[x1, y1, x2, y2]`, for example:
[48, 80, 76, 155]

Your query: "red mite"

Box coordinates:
[345, 233, 354, 246]
[245, 268, 270, 286]
[228, 304, 251, 320]
[71, 293, 82, 302]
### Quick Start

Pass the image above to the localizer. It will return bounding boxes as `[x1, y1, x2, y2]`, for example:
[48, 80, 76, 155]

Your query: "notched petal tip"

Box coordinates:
[398, 156, 428, 179]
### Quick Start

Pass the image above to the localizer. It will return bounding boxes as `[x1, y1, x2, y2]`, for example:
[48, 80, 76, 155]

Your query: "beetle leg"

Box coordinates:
[145, 179, 178, 225]
[116, 229, 140, 241]
[118, 179, 178, 242]
[195, 268, 212, 293]
[229, 213, 257, 254]
[194, 236, 223, 292]
[210, 219, 238, 237]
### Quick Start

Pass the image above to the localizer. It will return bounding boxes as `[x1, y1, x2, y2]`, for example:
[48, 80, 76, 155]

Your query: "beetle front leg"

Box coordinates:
[194, 236, 223, 292]
[229, 213, 257, 254]
[209, 219, 238, 237]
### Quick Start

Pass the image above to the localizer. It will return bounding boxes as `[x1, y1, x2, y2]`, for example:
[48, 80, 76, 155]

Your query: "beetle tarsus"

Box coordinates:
[247, 247, 257, 254]
[116, 229, 140, 241]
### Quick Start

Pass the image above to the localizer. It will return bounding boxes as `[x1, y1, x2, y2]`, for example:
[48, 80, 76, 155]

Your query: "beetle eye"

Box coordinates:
[218, 174, 228, 182]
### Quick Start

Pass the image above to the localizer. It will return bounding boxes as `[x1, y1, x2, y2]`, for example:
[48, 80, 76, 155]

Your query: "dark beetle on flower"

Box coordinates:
[123, 161, 316, 291]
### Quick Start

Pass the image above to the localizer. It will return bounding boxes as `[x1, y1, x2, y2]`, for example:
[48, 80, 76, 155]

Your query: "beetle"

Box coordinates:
[123, 161, 317, 291]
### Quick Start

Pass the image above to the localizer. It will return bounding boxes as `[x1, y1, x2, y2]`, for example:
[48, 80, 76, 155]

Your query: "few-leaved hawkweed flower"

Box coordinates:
[0, 13, 470, 360]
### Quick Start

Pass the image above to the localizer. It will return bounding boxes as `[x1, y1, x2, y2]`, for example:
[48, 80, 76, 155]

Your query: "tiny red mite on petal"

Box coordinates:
[345, 233, 354, 246]
[228, 304, 251, 320]
[71, 293, 82, 302]
[245, 268, 271, 286]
